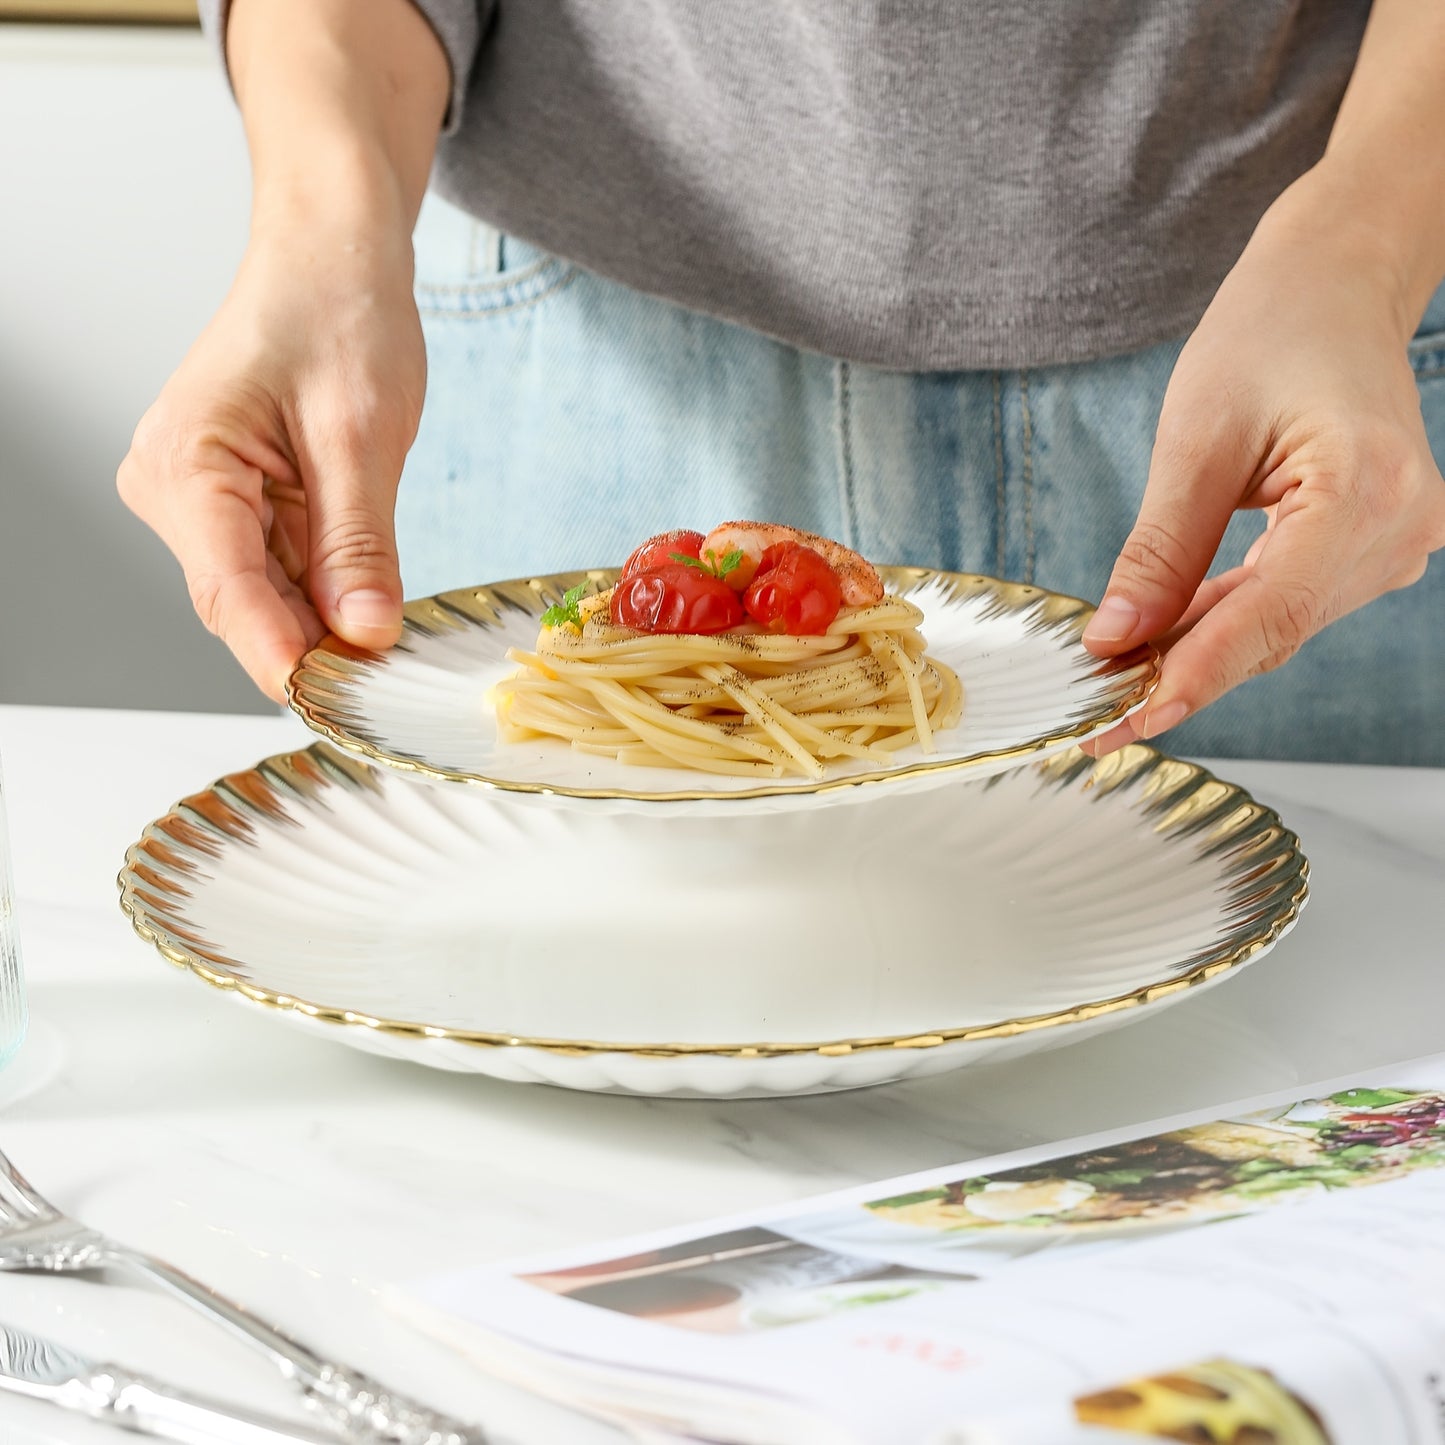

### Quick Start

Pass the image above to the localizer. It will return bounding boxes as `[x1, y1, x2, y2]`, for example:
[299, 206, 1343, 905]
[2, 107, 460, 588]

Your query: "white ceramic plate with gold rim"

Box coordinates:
[286, 569, 1157, 813]
[118, 743, 1307, 1099]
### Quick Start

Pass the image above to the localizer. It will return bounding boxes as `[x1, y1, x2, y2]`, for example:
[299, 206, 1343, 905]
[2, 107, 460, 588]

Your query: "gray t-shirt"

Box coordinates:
[202, 1, 1371, 371]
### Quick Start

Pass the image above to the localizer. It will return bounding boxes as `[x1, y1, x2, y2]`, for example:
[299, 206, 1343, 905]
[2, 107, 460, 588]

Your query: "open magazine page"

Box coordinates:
[403, 1056, 1445, 1444]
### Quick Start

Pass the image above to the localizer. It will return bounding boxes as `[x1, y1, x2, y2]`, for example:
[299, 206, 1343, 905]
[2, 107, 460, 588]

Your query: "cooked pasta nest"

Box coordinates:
[493, 594, 964, 779]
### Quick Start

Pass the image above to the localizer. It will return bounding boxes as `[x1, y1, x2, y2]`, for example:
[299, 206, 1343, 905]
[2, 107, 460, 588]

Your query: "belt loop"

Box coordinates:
[468, 221, 503, 277]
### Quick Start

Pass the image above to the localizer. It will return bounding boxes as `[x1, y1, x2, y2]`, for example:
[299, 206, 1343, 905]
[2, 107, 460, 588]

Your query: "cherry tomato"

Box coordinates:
[620, 529, 705, 579]
[743, 543, 843, 634]
[610, 564, 745, 634]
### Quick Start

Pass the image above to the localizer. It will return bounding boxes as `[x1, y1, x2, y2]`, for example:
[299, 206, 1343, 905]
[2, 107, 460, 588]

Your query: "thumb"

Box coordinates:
[306, 450, 405, 651]
[1082, 412, 1255, 655]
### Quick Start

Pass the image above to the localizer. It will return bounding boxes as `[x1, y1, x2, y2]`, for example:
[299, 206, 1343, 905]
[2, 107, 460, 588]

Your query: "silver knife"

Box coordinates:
[0, 1318, 340, 1444]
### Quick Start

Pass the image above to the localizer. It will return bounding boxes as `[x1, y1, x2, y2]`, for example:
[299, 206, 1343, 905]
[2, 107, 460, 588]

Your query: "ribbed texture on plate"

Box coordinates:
[118, 744, 1308, 1095]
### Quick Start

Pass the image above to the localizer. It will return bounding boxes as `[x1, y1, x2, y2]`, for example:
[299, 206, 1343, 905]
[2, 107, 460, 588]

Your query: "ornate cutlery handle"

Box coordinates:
[302, 1363, 480, 1445]
[118, 1247, 482, 1445]
[62, 1365, 338, 1444]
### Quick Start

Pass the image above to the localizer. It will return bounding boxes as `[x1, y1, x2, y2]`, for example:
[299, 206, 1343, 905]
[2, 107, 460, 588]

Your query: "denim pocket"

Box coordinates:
[412, 194, 577, 319]
[417, 241, 576, 318]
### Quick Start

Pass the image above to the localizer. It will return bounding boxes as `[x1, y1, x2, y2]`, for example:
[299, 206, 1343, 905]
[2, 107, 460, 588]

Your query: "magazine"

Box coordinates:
[399, 1055, 1445, 1444]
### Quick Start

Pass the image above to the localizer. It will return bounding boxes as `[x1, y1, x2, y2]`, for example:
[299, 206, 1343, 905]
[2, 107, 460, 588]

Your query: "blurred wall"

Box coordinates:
[0, 22, 272, 713]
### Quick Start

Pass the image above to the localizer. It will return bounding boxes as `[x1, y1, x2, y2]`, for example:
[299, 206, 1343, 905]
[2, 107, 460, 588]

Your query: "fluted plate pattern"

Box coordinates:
[118, 744, 1307, 1097]
[287, 569, 1157, 811]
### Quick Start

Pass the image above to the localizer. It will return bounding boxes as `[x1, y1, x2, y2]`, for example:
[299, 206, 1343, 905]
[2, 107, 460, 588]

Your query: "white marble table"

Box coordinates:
[0, 702, 1441, 1443]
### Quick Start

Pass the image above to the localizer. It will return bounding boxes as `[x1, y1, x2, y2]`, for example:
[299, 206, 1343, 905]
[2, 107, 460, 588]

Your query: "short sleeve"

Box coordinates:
[195, 1, 484, 136]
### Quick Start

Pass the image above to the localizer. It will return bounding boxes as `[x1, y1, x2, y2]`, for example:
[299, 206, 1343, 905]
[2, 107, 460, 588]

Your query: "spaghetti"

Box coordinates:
[495, 590, 964, 779]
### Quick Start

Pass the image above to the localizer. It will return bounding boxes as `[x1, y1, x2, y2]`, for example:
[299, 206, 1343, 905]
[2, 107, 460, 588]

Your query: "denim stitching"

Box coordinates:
[417, 255, 565, 296]
[835, 361, 860, 548]
[418, 265, 579, 318]
[991, 372, 1006, 577]
[1020, 370, 1036, 583]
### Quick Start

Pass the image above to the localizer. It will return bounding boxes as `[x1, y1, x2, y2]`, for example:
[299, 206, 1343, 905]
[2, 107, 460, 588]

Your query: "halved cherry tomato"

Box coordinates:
[610, 564, 745, 634]
[743, 543, 843, 634]
[620, 529, 705, 579]
[700, 521, 882, 603]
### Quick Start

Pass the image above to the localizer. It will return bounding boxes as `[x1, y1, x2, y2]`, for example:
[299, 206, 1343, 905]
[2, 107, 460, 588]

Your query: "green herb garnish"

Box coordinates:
[868, 1188, 946, 1209]
[671, 547, 744, 580]
[541, 581, 593, 631]
[1328, 1088, 1419, 1110]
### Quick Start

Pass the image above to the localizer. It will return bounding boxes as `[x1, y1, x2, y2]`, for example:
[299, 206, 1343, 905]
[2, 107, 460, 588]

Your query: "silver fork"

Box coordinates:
[0, 1143, 485, 1445]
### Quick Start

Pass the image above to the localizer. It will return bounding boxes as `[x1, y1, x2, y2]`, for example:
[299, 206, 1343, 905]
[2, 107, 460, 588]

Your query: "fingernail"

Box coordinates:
[1085, 721, 1133, 758]
[1083, 595, 1141, 645]
[337, 589, 398, 631]
[1142, 700, 1189, 738]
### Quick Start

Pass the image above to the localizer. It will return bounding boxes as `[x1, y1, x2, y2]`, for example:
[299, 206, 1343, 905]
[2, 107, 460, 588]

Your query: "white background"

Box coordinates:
[0, 22, 270, 714]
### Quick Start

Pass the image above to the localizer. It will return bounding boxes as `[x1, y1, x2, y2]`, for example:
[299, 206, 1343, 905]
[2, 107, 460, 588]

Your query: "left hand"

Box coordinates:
[1082, 172, 1445, 752]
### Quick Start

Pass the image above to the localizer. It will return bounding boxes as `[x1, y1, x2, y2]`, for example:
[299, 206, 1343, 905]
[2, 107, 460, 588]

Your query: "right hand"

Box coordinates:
[118, 225, 426, 702]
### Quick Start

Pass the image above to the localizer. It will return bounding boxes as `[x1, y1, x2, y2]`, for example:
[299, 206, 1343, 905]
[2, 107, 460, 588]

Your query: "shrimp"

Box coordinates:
[699, 521, 885, 606]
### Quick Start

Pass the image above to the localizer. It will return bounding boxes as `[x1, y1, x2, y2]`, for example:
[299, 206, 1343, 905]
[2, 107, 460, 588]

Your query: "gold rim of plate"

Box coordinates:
[285, 568, 1160, 802]
[117, 743, 1309, 1062]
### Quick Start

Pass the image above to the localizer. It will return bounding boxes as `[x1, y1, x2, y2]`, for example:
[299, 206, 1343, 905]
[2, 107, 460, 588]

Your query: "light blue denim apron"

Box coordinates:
[397, 196, 1445, 764]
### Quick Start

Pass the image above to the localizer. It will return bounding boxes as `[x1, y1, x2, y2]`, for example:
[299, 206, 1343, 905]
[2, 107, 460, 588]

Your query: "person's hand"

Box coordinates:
[1082, 173, 1445, 752]
[118, 225, 426, 701]
[118, 0, 447, 702]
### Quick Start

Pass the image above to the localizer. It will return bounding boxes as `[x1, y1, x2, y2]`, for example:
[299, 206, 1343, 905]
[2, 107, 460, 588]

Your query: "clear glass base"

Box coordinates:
[0, 750, 28, 1067]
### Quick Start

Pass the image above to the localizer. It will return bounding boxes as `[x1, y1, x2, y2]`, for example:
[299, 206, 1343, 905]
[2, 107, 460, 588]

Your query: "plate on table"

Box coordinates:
[118, 743, 1307, 1098]
[286, 569, 1157, 812]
